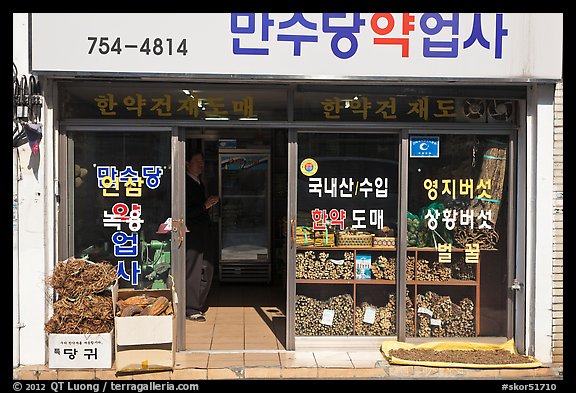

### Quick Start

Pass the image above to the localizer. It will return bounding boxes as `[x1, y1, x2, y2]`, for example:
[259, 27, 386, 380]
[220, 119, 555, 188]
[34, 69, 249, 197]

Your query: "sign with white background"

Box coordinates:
[30, 13, 562, 81]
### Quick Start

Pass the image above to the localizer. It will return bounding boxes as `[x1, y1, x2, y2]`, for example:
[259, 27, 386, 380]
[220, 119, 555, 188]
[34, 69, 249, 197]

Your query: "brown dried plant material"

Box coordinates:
[116, 295, 174, 317]
[389, 348, 534, 365]
[140, 296, 170, 316]
[120, 294, 157, 307]
[48, 258, 117, 298]
[45, 257, 117, 335]
[44, 295, 114, 334]
[120, 305, 144, 317]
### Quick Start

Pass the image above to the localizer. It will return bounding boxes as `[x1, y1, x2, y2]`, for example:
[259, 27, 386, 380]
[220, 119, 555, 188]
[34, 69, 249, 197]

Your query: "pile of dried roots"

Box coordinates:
[44, 257, 117, 334]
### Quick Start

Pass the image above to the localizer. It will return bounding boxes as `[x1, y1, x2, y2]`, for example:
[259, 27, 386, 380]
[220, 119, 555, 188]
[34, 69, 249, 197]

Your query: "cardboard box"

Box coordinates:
[112, 282, 177, 372]
[48, 332, 113, 369]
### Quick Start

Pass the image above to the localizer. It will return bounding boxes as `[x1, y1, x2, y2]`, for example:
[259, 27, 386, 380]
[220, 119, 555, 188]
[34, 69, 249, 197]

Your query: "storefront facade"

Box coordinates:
[13, 13, 563, 367]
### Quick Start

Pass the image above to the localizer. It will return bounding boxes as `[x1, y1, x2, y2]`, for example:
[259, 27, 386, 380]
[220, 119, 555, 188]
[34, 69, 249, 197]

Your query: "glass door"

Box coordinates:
[405, 132, 512, 339]
[218, 149, 271, 283]
[64, 126, 189, 349]
[292, 131, 400, 339]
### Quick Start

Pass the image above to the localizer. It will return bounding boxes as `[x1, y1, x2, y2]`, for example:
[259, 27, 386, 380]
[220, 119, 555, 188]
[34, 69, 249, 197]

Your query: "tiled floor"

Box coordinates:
[185, 280, 286, 351]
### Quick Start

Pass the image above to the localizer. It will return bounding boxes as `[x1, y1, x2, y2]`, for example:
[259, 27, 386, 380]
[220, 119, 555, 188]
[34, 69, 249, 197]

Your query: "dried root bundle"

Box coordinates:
[44, 295, 114, 334]
[45, 257, 117, 335]
[48, 257, 117, 298]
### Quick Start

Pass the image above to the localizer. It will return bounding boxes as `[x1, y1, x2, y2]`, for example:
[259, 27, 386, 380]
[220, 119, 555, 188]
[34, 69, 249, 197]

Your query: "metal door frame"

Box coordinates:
[57, 124, 189, 350]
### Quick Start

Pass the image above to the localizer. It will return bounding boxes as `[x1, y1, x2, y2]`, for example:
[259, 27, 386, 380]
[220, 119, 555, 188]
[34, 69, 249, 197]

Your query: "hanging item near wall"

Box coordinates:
[74, 164, 89, 188]
[470, 138, 508, 227]
[23, 121, 43, 155]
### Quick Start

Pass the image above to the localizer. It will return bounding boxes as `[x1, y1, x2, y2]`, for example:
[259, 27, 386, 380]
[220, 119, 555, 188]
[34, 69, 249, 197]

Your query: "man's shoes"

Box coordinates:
[186, 312, 206, 322]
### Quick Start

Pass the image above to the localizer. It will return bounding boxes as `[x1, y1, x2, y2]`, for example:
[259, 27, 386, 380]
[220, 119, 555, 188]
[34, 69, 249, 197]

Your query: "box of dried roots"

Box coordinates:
[45, 257, 117, 368]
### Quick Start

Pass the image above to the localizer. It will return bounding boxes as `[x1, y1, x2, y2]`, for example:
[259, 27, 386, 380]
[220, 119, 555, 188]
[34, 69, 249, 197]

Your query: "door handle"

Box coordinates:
[290, 218, 296, 249]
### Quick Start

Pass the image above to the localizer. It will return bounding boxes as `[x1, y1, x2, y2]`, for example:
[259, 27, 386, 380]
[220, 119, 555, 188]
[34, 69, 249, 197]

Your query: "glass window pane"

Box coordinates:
[407, 134, 509, 337]
[296, 132, 399, 336]
[219, 152, 270, 262]
[71, 131, 171, 289]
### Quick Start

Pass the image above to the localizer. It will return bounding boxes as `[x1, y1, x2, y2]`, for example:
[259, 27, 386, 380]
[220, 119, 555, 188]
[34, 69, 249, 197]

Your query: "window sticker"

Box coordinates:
[300, 158, 319, 176]
[410, 136, 440, 158]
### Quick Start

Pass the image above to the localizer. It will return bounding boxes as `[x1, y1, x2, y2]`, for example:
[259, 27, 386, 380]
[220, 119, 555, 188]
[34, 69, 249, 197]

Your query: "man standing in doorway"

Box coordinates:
[185, 150, 219, 321]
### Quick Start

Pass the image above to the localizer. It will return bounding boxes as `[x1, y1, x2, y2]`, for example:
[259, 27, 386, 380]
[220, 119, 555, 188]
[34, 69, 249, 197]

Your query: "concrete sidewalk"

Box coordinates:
[14, 350, 562, 380]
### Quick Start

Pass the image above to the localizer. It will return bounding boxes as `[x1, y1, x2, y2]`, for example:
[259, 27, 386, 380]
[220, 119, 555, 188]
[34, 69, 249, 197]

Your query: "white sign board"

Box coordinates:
[30, 13, 562, 81]
[48, 332, 113, 369]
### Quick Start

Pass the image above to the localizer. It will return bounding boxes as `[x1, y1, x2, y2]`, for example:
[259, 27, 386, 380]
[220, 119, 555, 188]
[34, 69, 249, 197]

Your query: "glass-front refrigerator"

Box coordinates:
[218, 149, 271, 282]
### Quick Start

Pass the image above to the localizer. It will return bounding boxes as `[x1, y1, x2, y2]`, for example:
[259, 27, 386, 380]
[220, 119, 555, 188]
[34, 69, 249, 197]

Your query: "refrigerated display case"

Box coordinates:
[218, 149, 271, 283]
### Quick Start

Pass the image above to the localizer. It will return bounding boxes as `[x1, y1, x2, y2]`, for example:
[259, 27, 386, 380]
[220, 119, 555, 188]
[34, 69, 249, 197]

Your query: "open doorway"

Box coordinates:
[184, 128, 288, 351]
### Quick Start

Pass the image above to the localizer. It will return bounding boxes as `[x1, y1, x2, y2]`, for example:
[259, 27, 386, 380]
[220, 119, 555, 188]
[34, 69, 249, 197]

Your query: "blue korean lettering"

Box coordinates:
[119, 166, 139, 184]
[130, 260, 141, 285]
[463, 14, 490, 51]
[96, 166, 118, 188]
[277, 13, 318, 56]
[462, 13, 508, 59]
[142, 165, 164, 189]
[231, 13, 274, 55]
[112, 231, 138, 257]
[495, 14, 508, 59]
[322, 13, 365, 59]
[117, 260, 130, 281]
[421, 13, 460, 58]
[116, 260, 141, 285]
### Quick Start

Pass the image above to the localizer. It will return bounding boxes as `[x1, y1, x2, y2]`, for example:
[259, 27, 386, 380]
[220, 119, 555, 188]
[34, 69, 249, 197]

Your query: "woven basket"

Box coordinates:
[337, 232, 374, 247]
[373, 237, 396, 248]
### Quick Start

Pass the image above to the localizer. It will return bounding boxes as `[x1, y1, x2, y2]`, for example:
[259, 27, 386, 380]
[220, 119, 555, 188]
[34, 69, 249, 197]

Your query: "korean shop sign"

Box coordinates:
[299, 158, 393, 231]
[31, 13, 562, 81]
[96, 164, 164, 287]
[70, 88, 517, 124]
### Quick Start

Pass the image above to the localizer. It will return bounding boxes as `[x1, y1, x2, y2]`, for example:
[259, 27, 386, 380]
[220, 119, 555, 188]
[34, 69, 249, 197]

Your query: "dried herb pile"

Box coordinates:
[389, 348, 534, 365]
[44, 258, 117, 334]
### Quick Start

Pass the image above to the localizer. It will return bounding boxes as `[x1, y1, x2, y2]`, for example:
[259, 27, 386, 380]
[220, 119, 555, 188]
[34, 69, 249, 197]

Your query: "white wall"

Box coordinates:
[13, 12, 49, 366]
[525, 84, 555, 363]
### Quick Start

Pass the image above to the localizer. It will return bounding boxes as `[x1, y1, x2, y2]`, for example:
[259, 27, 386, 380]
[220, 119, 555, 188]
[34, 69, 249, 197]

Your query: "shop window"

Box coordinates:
[70, 131, 171, 290]
[294, 132, 511, 338]
[295, 132, 399, 336]
[407, 134, 509, 337]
